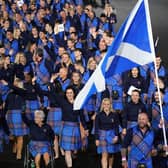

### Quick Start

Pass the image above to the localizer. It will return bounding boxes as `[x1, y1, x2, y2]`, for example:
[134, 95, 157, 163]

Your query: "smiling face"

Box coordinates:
[102, 99, 111, 112]
[100, 98, 112, 114]
[138, 113, 149, 129]
[34, 113, 43, 125]
[66, 88, 75, 102]
[131, 90, 140, 103]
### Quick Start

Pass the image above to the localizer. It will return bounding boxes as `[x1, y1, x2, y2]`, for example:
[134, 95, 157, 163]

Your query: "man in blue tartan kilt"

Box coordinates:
[122, 112, 154, 168]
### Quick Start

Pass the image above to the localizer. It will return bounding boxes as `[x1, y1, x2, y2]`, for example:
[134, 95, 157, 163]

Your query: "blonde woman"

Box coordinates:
[5, 78, 29, 159]
[15, 52, 27, 65]
[14, 52, 30, 80]
[95, 98, 121, 168]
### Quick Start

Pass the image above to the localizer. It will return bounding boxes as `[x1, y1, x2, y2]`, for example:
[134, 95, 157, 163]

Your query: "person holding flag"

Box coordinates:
[73, 0, 168, 161]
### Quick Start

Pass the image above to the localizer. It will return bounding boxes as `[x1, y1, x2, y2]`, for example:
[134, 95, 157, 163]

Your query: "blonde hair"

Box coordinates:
[13, 28, 20, 39]
[86, 57, 97, 70]
[14, 52, 26, 65]
[100, 98, 114, 112]
[35, 110, 45, 119]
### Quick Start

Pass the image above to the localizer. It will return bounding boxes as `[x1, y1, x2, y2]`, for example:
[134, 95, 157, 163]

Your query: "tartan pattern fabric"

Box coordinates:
[29, 140, 51, 157]
[25, 100, 40, 120]
[83, 95, 97, 112]
[97, 129, 121, 154]
[151, 105, 160, 129]
[127, 121, 138, 129]
[35, 61, 50, 86]
[6, 110, 29, 136]
[59, 122, 81, 150]
[47, 107, 62, 135]
[163, 105, 168, 127]
[129, 127, 154, 163]
[106, 76, 123, 110]
[152, 103, 168, 129]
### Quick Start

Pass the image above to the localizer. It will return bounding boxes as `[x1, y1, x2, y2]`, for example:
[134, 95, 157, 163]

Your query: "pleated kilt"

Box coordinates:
[97, 129, 121, 154]
[128, 158, 153, 168]
[60, 121, 81, 151]
[6, 110, 29, 136]
[29, 140, 51, 157]
[25, 100, 40, 120]
[47, 107, 62, 135]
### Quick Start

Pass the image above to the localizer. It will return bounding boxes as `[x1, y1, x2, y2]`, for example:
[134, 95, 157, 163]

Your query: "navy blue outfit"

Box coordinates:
[8, 83, 40, 120]
[22, 113, 54, 157]
[122, 101, 146, 129]
[5, 90, 29, 136]
[55, 94, 87, 150]
[95, 111, 121, 154]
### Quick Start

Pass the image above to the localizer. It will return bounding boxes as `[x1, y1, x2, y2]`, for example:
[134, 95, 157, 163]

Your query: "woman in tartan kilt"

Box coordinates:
[7, 72, 40, 121]
[22, 109, 55, 168]
[33, 76, 64, 159]
[95, 98, 121, 168]
[4, 78, 29, 160]
[55, 86, 88, 168]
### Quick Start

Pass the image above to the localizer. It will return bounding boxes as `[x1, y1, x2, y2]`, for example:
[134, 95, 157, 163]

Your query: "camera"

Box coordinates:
[111, 90, 119, 100]
[137, 163, 146, 168]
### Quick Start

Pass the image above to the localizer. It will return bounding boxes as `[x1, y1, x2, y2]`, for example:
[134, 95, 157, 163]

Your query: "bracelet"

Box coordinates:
[122, 157, 126, 161]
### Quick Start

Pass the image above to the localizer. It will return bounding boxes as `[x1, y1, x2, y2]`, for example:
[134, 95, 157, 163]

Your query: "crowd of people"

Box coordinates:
[0, 0, 168, 168]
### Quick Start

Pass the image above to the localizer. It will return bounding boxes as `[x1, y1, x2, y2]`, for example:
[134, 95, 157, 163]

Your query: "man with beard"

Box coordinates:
[121, 112, 155, 168]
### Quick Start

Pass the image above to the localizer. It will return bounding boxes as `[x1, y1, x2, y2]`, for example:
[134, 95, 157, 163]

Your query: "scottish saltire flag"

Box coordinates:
[74, 0, 155, 110]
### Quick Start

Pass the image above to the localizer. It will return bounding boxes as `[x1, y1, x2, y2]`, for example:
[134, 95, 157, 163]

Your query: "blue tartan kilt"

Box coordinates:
[128, 158, 153, 168]
[47, 107, 62, 135]
[60, 122, 81, 151]
[29, 140, 51, 157]
[97, 129, 121, 154]
[25, 100, 40, 120]
[6, 110, 29, 136]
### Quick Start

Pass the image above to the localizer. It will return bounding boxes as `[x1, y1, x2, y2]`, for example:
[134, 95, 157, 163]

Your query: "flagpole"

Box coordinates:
[153, 47, 168, 155]
[144, 0, 168, 154]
